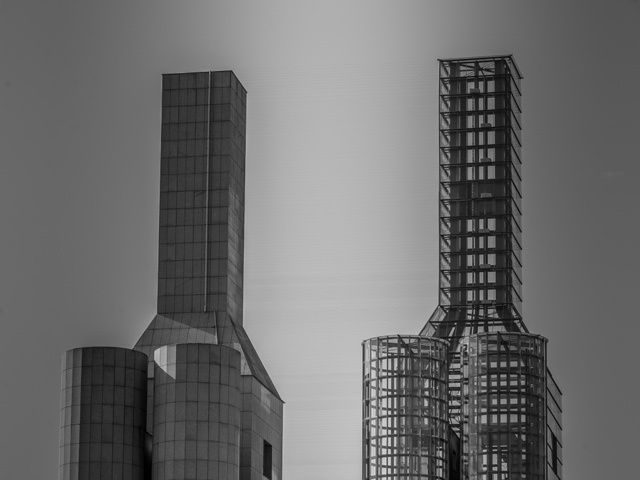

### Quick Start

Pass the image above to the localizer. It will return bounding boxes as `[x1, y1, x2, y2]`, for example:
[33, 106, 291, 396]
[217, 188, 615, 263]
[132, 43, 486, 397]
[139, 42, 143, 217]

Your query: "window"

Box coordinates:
[466, 132, 475, 145]
[467, 166, 474, 180]
[551, 434, 559, 474]
[466, 98, 475, 110]
[263, 440, 273, 479]
[468, 83, 481, 94]
[467, 219, 475, 231]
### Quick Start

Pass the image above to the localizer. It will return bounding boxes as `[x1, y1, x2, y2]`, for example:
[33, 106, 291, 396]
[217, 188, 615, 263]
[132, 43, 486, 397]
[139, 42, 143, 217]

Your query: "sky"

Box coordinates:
[1, 1, 639, 479]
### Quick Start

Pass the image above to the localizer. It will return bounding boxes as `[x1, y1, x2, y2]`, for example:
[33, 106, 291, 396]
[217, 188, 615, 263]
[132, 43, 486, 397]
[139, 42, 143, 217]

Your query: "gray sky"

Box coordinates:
[1, 1, 639, 479]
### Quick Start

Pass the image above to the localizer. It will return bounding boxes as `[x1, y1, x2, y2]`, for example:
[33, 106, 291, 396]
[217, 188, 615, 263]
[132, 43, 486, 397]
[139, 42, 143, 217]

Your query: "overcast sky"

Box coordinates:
[1, 1, 639, 479]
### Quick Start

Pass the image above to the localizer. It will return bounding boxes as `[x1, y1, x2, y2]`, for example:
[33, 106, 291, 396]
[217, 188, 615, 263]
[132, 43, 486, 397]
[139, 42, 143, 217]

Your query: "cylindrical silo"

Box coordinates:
[152, 343, 241, 480]
[362, 335, 449, 480]
[462, 332, 547, 480]
[59, 346, 148, 480]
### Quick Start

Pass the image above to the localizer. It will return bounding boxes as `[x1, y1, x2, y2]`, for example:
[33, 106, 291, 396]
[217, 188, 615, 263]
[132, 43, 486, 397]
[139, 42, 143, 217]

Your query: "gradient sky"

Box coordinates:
[1, 1, 639, 479]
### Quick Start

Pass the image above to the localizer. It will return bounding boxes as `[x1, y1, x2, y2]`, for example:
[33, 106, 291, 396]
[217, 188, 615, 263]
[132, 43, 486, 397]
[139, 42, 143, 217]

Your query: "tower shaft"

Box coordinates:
[422, 56, 526, 433]
[158, 71, 246, 322]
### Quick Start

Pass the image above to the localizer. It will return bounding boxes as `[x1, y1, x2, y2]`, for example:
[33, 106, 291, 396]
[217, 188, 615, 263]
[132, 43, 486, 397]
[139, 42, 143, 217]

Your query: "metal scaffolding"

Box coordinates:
[363, 336, 449, 480]
[422, 56, 527, 436]
[462, 333, 547, 480]
[362, 55, 563, 480]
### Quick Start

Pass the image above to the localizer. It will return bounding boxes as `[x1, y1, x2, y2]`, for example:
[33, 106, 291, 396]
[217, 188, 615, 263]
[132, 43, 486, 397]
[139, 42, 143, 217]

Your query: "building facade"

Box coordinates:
[363, 55, 563, 480]
[59, 71, 283, 480]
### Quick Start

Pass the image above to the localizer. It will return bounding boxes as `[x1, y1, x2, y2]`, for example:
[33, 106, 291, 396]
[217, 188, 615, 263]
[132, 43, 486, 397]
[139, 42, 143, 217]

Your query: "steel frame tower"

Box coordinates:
[421, 55, 526, 434]
[417, 56, 562, 480]
[360, 55, 563, 480]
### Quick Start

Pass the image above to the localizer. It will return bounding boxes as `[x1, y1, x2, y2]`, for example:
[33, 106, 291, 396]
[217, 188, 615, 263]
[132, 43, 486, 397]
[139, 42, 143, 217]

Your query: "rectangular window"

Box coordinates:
[466, 98, 475, 110]
[263, 440, 273, 479]
[551, 434, 559, 474]
[466, 219, 473, 231]
[466, 132, 474, 145]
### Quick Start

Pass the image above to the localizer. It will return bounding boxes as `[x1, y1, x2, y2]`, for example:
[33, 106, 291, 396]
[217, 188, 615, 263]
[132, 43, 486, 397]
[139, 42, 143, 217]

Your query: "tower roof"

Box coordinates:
[438, 54, 522, 78]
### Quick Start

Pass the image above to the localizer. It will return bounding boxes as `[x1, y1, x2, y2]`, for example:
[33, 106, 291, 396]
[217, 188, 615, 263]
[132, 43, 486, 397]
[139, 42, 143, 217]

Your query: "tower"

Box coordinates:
[422, 55, 526, 435]
[59, 71, 284, 480]
[135, 70, 283, 480]
[363, 56, 563, 480]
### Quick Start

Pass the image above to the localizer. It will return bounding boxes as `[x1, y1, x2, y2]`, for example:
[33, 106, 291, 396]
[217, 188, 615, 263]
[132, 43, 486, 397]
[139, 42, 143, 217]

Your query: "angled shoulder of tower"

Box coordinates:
[227, 316, 282, 401]
[134, 312, 282, 401]
[133, 313, 220, 359]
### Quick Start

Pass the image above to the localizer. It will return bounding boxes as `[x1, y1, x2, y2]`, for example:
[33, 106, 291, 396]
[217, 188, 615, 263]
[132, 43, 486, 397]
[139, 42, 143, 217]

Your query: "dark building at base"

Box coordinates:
[59, 71, 283, 480]
[362, 56, 563, 480]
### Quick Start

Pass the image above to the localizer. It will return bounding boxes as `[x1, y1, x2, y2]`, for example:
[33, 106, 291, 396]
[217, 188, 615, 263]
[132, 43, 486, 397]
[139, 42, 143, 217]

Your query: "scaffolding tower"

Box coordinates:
[421, 55, 526, 435]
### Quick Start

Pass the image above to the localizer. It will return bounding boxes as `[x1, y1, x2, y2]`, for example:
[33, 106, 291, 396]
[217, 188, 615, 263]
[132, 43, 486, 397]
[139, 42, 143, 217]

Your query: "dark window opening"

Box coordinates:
[263, 440, 272, 479]
[551, 433, 559, 474]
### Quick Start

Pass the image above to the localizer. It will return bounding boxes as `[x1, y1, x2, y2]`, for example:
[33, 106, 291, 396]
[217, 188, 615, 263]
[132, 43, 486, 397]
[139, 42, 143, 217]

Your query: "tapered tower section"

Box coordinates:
[57, 70, 285, 480]
[429, 55, 524, 335]
[422, 55, 525, 433]
[362, 54, 564, 480]
[134, 71, 283, 480]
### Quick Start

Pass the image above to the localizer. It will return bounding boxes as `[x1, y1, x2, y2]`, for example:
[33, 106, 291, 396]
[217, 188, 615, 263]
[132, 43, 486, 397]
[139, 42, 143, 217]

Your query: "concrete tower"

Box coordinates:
[134, 71, 283, 480]
[59, 71, 283, 480]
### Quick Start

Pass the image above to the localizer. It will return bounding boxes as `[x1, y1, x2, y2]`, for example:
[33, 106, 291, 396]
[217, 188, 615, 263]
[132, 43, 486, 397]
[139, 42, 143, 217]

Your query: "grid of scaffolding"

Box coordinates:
[422, 56, 528, 439]
[436, 56, 524, 335]
[462, 333, 547, 480]
[363, 336, 449, 480]
[363, 55, 563, 480]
